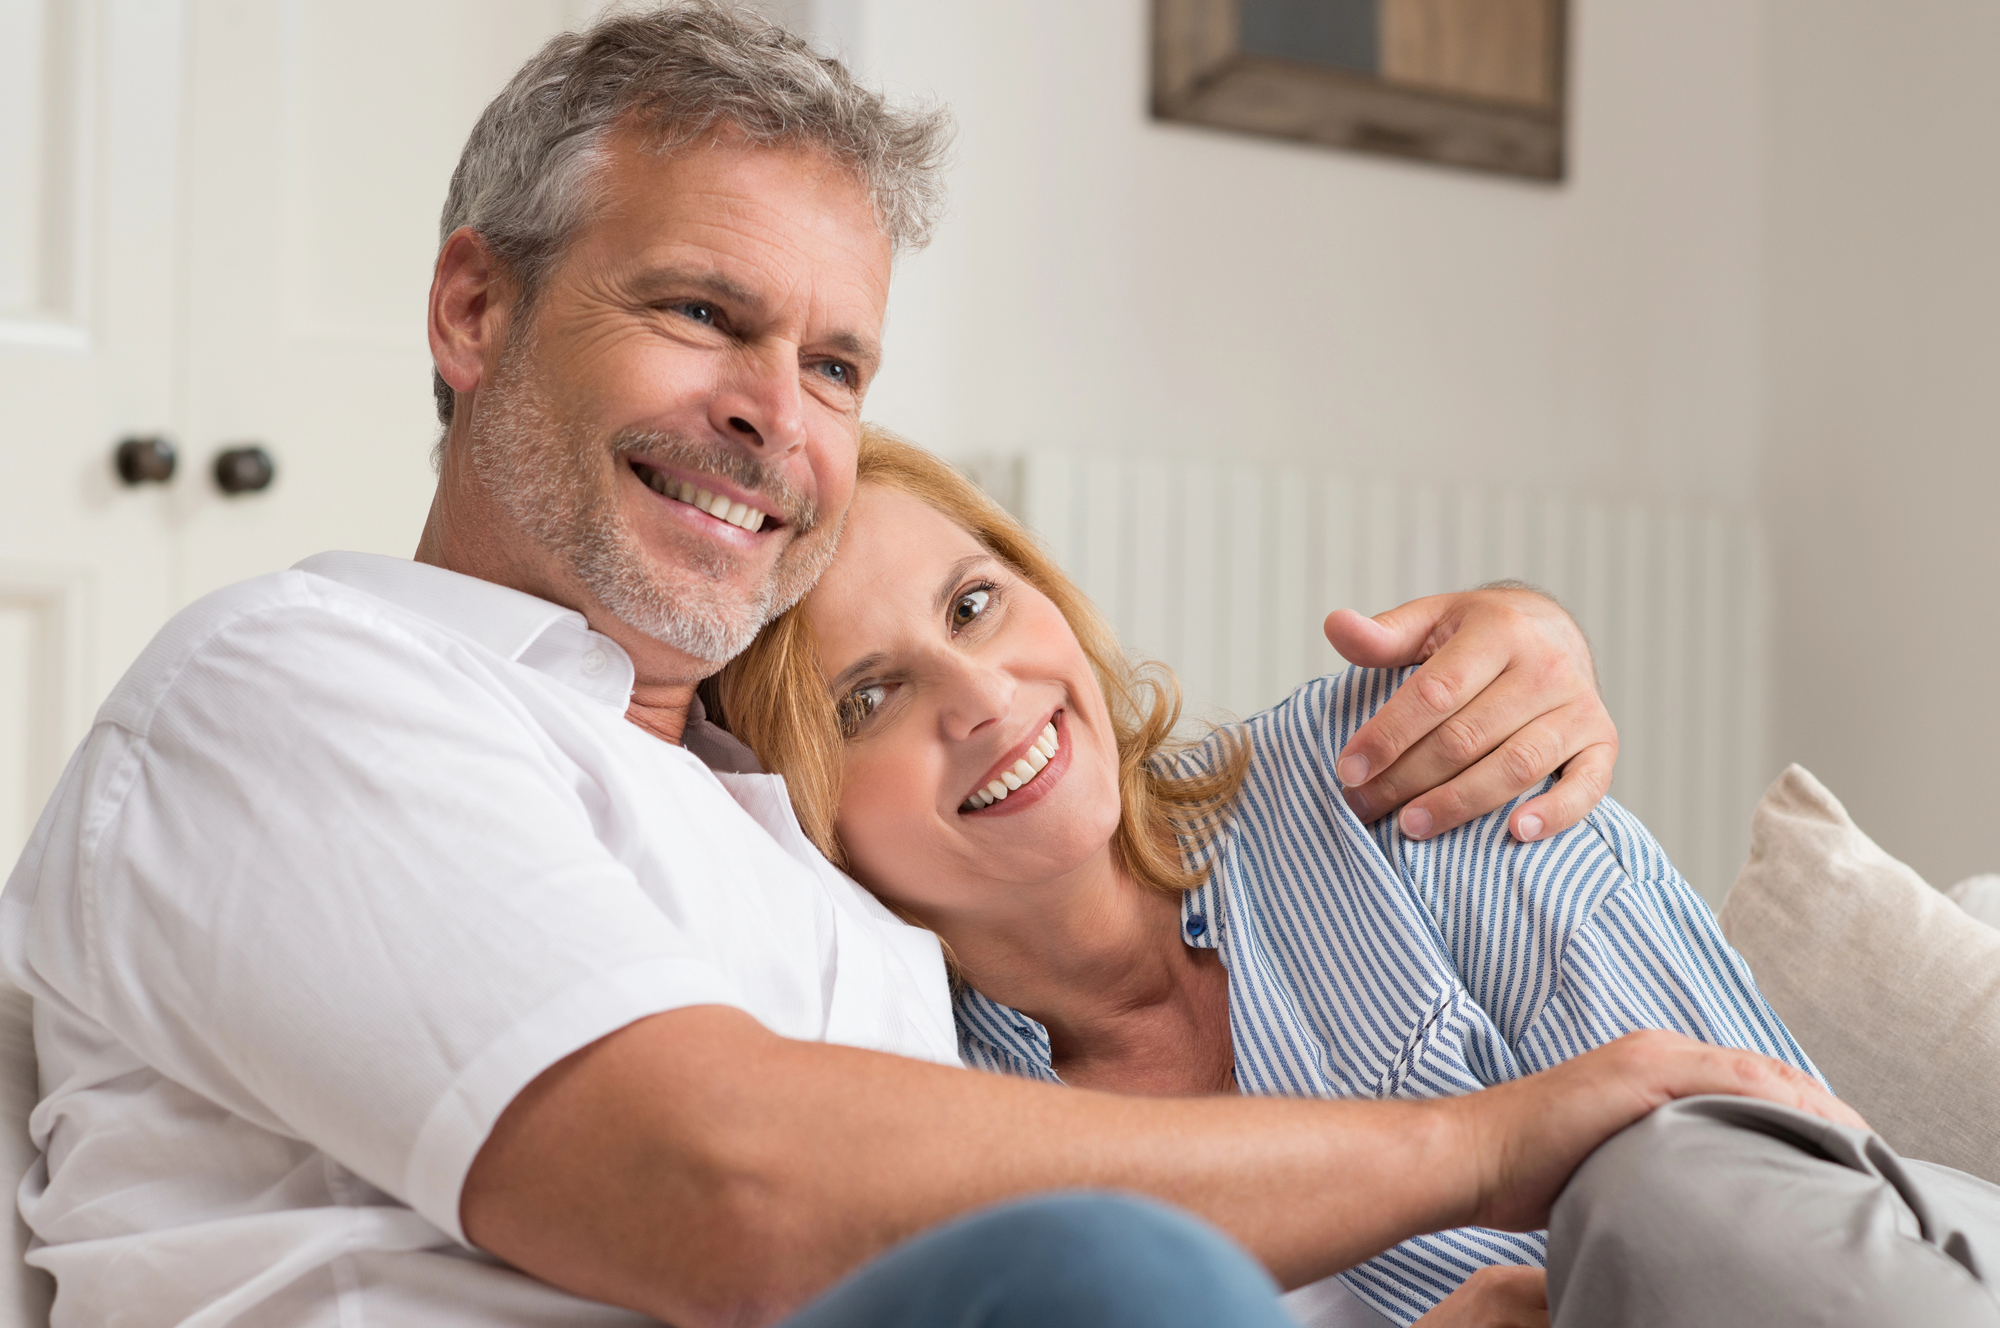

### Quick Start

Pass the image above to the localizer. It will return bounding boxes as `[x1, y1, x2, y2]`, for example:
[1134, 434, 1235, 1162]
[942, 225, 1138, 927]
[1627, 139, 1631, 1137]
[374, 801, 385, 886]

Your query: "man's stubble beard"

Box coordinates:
[467, 338, 842, 669]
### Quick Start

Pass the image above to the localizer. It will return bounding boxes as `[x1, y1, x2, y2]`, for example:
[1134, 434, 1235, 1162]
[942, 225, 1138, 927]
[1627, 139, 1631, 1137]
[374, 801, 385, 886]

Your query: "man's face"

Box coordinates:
[466, 131, 891, 670]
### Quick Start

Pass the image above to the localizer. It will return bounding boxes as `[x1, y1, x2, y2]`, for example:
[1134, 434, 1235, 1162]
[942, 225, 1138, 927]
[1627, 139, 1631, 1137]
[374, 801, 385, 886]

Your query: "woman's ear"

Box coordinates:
[428, 227, 512, 411]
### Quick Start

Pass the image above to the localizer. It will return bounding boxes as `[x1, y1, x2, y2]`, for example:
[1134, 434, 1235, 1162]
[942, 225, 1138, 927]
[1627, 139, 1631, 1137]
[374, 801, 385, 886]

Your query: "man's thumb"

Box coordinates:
[1323, 599, 1448, 667]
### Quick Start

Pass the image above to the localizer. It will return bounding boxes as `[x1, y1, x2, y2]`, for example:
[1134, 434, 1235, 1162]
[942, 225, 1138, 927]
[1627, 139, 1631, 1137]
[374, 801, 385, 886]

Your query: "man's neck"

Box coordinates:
[415, 477, 706, 746]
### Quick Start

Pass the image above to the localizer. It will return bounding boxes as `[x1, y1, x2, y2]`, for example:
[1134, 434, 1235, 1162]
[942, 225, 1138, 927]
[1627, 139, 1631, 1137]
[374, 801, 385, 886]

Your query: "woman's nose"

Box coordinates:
[935, 656, 1015, 743]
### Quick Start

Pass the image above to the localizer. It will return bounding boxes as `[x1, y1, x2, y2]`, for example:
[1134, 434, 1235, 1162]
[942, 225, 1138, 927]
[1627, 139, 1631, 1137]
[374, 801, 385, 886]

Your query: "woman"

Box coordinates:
[709, 430, 1817, 1327]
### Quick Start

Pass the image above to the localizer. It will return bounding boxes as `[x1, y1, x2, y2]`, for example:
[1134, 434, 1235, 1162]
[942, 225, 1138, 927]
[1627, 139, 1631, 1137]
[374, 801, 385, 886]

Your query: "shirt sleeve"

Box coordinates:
[13, 595, 750, 1244]
[1303, 664, 1822, 1086]
[1506, 799, 1824, 1082]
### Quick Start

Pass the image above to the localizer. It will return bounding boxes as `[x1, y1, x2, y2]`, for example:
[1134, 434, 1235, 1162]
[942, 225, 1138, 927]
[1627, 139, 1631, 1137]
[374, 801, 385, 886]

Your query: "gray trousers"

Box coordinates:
[1550, 1095, 2000, 1326]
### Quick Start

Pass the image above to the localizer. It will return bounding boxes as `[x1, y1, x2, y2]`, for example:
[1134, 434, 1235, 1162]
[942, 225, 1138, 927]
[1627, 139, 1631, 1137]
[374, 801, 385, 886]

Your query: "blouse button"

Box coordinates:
[1186, 914, 1208, 939]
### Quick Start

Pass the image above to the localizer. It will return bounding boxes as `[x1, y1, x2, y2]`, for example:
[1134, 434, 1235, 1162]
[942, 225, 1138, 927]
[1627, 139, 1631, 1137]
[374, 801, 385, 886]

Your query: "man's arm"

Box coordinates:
[462, 1010, 1858, 1328]
[1325, 584, 1615, 844]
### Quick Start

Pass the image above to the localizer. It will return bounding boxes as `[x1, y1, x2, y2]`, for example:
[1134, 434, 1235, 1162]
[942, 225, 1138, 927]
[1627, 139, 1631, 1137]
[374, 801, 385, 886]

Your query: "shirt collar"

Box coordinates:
[294, 551, 635, 710]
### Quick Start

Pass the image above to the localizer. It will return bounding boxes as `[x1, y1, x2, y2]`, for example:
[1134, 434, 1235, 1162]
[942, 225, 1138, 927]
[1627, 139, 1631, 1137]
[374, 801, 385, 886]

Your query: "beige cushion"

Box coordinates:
[1719, 765, 2000, 1184]
[1949, 874, 2000, 930]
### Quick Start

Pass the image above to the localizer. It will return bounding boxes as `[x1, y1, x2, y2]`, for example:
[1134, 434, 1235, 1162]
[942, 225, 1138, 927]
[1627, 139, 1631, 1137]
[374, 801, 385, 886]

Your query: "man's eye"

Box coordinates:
[838, 683, 888, 737]
[817, 361, 854, 387]
[950, 588, 991, 630]
[677, 301, 718, 326]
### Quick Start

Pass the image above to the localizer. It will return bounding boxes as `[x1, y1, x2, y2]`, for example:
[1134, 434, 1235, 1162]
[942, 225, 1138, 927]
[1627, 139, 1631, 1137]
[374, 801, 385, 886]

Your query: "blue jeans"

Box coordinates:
[779, 1191, 1294, 1328]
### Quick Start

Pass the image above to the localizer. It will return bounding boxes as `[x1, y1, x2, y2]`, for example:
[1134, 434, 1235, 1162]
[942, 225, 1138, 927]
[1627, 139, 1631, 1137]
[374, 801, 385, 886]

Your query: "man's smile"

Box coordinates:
[630, 458, 786, 535]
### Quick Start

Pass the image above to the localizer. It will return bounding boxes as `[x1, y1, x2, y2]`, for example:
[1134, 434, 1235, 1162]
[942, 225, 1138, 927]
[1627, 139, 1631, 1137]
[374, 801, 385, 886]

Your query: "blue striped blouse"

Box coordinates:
[956, 666, 1819, 1326]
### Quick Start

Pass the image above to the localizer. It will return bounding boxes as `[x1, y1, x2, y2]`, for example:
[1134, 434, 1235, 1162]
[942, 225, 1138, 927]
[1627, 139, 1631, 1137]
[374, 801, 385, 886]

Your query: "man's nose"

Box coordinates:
[712, 342, 807, 458]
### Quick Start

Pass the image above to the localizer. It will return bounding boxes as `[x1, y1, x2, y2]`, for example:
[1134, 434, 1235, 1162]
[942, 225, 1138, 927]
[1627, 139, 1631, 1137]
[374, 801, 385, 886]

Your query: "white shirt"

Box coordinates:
[0, 552, 960, 1327]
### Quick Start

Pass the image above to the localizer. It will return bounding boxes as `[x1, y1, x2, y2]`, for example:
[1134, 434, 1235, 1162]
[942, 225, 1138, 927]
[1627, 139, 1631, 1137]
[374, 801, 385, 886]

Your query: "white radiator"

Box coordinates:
[963, 451, 1769, 906]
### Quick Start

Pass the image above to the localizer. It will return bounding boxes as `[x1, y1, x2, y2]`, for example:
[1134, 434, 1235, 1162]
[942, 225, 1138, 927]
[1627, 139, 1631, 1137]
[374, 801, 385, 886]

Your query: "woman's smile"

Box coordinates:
[959, 710, 1071, 815]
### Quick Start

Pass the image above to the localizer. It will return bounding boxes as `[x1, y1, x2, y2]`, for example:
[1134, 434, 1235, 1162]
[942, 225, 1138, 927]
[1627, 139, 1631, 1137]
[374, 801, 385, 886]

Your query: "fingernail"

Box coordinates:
[1400, 807, 1433, 839]
[1516, 814, 1544, 842]
[1336, 755, 1370, 786]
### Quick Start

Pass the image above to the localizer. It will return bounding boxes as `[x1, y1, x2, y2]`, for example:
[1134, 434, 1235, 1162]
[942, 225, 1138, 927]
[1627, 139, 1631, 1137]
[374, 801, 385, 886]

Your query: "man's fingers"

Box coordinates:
[1334, 627, 1506, 789]
[1508, 741, 1616, 842]
[1323, 598, 1457, 670]
[1707, 1040, 1870, 1132]
[1345, 686, 1611, 837]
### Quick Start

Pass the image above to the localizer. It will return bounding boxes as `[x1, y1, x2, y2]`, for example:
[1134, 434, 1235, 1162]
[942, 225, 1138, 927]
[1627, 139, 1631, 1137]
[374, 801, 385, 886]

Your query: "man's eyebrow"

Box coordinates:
[627, 266, 881, 369]
[820, 328, 883, 371]
[933, 554, 995, 617]
[627, 265, 764, 310]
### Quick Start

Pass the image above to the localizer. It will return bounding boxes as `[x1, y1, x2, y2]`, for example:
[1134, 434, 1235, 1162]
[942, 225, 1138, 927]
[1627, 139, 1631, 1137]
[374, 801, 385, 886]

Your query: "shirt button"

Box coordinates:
[580, 649, 608, 675]
[1185, 914, 1208, 939]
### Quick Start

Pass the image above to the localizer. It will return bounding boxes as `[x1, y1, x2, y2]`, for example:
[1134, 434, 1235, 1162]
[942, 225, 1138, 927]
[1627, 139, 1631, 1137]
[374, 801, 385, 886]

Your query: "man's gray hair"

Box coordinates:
[433, 1, 952, 424]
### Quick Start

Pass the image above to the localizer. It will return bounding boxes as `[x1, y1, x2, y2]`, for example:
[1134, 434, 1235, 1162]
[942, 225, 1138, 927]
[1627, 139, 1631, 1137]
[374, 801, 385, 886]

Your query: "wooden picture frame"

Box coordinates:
[1152, 0, 1568, 182]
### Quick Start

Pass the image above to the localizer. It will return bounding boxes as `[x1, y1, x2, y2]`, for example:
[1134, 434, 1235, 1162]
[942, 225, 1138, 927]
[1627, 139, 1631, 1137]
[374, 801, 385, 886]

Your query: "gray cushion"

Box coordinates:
[1719, 765, 2000, 1185]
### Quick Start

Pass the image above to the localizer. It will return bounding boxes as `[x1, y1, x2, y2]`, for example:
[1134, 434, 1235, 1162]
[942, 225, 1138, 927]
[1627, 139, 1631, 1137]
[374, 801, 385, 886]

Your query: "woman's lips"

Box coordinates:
[959, 711, 1070, 818]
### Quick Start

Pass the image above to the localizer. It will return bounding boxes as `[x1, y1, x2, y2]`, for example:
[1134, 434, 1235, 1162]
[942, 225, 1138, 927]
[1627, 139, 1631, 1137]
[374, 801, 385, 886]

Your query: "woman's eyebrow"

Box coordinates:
[827, 651, 888, 695]
[932, 554, 994, 616]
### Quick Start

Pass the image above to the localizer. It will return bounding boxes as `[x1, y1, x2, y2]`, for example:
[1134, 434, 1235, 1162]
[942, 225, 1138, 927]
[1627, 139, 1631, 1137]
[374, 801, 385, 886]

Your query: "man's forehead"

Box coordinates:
[584, 138, 891, 343]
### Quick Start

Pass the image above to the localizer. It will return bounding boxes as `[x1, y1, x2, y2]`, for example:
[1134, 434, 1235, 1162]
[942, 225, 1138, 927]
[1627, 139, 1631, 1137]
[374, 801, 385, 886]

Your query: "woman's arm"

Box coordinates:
[1507, 800, 1820, 1081]
[1391, 778, 1819, 1083]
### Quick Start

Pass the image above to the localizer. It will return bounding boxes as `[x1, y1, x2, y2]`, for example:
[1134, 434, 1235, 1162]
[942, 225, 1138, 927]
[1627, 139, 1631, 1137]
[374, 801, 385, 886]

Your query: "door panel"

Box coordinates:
[0, 0, 186, 866]
[3, 0, 599, 866]
[174, 0, 574, 603]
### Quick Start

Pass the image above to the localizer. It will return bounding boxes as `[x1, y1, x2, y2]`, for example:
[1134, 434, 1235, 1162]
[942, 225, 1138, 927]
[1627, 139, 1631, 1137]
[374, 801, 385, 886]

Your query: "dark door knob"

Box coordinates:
[213, 445, 276, 495]
[114, 435, 177, 485]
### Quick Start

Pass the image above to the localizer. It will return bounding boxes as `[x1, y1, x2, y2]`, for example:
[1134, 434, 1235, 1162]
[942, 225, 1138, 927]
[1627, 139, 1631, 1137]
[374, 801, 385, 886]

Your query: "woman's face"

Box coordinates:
[805, 484, 1124, 926]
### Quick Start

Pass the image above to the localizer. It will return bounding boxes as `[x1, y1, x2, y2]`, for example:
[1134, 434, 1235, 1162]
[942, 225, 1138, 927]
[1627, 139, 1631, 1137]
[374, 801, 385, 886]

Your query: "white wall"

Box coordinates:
[848, 0, 1769, 511]
[1763, 0, 2000, 887]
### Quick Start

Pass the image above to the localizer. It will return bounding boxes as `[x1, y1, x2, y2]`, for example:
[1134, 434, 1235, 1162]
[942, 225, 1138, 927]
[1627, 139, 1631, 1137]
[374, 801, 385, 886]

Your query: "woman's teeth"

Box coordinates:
[962, 721, 1060, 811]
[644, 469, 766, 532]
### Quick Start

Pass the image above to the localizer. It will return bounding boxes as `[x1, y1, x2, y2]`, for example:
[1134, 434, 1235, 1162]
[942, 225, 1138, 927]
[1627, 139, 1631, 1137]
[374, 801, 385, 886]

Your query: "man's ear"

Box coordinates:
[429, 227, 513, 410]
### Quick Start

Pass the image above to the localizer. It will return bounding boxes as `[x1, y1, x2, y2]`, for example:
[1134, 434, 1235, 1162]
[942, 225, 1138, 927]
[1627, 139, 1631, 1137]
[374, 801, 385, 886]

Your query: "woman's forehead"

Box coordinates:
[810, 484, 990, 642]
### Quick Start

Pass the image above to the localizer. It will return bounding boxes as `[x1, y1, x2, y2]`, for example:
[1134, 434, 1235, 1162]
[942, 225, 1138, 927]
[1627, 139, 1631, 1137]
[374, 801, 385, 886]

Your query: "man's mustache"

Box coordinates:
[611, 430, 818, 534]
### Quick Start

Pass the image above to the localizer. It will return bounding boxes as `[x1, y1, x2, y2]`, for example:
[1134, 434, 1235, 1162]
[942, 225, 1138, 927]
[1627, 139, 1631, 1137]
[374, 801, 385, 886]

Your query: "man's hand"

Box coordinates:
[1414, 1266, 1547, 1328]
[1324, 585, 1615, 843]
[1445, 1029, 1866, 1236]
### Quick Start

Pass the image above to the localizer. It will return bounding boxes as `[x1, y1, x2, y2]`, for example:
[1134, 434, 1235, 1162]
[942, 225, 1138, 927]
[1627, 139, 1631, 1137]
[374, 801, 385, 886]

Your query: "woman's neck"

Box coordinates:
[938, 856, 1235, 1096]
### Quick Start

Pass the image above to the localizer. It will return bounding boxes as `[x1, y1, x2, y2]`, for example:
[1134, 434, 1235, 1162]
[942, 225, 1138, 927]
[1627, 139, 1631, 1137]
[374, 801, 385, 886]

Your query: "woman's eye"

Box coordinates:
[950, 588, 991, 630]
[838, 683, 888, 737]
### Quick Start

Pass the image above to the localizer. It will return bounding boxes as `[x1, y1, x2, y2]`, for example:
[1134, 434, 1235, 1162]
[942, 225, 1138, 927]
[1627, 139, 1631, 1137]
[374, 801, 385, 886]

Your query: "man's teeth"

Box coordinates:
[643, 468, 766, 532]
[963, 721, 1060, 810]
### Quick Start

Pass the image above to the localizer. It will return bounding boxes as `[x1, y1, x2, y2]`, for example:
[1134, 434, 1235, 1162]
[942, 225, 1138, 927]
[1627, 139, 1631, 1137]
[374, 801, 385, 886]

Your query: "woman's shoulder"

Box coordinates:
[1150, 665, 1415, 809]
[1234, 664, 1418, 770]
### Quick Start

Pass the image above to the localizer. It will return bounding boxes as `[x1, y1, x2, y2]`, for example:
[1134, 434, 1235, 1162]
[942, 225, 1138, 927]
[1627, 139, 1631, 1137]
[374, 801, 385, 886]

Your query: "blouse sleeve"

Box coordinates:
[1506, 798, 1823, 1081]
[1306, 665, 1822, 1085]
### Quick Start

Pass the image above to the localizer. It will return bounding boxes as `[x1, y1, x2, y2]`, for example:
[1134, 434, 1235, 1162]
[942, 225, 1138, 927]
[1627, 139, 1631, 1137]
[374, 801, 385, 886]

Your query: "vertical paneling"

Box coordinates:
[0, 572, 87, 868]
[995, 449, 1765, 907]
[0, 0, 84, 329]
[0, 604, 36, 861]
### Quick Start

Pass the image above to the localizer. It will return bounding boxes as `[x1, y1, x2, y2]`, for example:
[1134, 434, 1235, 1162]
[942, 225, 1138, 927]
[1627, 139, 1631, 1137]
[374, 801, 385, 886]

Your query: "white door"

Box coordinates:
[1, 0, 599, 866]
[171, 0, 590, 603]
[1, 0, 189, 863]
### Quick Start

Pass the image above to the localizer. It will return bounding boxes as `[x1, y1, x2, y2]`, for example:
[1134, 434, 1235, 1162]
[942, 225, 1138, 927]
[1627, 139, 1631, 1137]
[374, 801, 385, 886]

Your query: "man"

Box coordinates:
[2, 7, 1989, 1328]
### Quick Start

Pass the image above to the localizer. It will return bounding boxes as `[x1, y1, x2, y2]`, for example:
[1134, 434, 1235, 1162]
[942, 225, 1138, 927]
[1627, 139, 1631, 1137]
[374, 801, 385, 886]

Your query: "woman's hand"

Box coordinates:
[1413, 1266, 1548, 1328]
[1323, 585, 1615, 842]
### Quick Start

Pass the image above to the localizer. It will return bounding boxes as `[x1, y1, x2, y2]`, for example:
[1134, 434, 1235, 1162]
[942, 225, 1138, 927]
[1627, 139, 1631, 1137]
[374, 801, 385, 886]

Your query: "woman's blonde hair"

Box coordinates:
[709, 426, 1249, 896]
